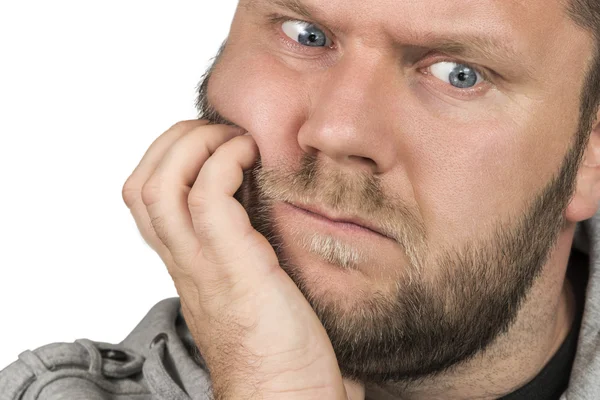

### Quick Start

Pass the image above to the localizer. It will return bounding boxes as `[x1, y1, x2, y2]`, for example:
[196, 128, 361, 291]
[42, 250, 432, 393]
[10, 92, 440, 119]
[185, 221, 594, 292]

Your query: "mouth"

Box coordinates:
[285, 201, 394, 241]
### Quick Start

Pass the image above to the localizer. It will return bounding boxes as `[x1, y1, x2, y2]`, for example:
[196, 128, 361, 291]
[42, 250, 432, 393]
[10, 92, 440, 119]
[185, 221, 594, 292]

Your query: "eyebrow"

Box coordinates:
[420, 36, 525, 78]
[271, 0, 314, 20]
[246, 0, 527, 78]
[430, 37, 519, 62]
[245, 0, 323, 24]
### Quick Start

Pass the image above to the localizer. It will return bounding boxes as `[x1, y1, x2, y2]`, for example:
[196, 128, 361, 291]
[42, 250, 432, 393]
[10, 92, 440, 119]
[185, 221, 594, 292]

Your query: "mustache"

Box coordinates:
[252, 155, 427, 256]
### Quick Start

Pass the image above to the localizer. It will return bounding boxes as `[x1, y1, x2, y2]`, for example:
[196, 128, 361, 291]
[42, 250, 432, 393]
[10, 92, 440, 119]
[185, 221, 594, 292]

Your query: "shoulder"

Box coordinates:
[0, 339, 149, 399]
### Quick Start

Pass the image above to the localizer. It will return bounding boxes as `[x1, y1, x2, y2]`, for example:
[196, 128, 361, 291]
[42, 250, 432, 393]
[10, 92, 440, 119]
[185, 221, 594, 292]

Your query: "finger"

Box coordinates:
[129, 202, 175, 267]
[190, 134, 273, 268]
[123, 120, 208, 255]
[122, 120, 208, 209]
[141, 124, 246, 269]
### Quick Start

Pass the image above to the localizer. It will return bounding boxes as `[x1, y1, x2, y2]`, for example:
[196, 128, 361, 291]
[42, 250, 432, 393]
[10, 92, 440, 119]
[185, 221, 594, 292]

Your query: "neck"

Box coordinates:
[365, 226, 578, 400]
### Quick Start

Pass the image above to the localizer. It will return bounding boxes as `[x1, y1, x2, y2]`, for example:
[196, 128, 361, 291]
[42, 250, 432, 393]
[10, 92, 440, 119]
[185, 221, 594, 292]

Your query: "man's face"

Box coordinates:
[198, 0, 595, 384]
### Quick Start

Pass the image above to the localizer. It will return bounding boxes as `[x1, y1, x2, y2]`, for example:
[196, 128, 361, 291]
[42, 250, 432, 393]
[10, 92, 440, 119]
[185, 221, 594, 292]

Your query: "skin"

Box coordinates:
[123, 0, 600, 399]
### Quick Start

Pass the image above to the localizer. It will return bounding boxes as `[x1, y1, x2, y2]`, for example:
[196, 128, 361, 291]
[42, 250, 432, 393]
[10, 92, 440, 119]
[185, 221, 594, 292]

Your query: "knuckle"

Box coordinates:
[171, 119, 208, 134]
[188, 191, 211, 214]
[121, 179, 139, 209]
[197, 220, 219, 244]
[171, 120, 194, 132]
[141, 178, 163, 207]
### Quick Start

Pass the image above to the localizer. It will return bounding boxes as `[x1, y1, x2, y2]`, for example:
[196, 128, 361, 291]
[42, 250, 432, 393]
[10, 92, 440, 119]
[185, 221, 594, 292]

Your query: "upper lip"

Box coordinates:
[287, 201, 393, 240]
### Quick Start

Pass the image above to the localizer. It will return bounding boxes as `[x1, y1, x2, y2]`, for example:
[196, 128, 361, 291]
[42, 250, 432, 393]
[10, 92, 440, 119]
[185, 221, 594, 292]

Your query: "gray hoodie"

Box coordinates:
[1, 217, 600, 399]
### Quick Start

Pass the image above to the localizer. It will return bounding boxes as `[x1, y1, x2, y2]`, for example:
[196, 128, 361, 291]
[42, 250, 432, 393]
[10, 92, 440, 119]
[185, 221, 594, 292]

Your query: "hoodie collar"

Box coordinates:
[120, 298, 212, 399]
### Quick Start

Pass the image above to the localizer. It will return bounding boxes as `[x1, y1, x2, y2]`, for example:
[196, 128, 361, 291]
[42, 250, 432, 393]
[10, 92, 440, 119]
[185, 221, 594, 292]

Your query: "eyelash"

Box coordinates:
[418, 53, 494, 85]
[267, 14, 337, 54]
[267, 14, 495, 93]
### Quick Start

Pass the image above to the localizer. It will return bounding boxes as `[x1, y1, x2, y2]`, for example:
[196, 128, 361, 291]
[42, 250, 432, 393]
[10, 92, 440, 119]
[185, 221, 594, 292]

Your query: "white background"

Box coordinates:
[0, 1, 238, 368]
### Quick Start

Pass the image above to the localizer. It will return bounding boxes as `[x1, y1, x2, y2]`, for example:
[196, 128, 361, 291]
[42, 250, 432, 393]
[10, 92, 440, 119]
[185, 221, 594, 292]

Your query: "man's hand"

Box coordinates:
[122, 120, 364, 400]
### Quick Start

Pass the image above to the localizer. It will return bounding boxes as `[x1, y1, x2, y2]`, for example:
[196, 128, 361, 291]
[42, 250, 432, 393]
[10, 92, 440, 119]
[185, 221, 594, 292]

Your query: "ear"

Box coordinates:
[565, 108, 600, 223]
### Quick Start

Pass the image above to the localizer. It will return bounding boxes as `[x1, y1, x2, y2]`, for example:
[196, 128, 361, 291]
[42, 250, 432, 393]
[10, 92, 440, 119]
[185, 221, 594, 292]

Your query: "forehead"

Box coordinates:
[246, 0, 577, 51]
[241, 0, 597, 91]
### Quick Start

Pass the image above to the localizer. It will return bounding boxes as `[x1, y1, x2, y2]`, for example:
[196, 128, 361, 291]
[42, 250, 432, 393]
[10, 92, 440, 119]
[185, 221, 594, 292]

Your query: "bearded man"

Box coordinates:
[2, 0, 600, 399]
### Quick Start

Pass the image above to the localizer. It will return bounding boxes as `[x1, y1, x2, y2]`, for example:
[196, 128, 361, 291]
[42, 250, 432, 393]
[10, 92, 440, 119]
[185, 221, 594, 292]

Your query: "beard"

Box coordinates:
[193, 42, 589, 385]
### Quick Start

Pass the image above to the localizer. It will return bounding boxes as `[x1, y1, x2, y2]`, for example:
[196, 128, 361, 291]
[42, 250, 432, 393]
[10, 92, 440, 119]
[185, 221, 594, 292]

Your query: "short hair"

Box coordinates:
[567, 0, 600, 139]
[568, 0, 600, 42]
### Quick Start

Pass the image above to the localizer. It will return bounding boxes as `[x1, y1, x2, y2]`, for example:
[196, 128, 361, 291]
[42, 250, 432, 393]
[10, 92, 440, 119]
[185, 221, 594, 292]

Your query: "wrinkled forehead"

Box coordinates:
[242, 0, 591, 62]
[244, 0, 569, 34]
[238, 0, 595, 93]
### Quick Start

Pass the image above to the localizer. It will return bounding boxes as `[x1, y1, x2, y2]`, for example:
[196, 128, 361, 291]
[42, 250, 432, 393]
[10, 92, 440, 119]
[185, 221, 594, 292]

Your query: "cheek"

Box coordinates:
[207, 47, 308, 168]
[403, 101, 574, 245]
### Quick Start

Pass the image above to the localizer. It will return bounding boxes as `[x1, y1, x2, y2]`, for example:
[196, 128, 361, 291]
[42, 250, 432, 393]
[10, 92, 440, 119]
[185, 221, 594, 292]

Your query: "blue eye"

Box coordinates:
[281, 20, 332, 47]
[429, 62, 484, 89]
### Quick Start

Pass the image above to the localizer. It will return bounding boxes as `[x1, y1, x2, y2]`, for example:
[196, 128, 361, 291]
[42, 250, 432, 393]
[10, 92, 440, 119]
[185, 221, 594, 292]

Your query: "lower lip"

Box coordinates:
[274, 201, 389, 240]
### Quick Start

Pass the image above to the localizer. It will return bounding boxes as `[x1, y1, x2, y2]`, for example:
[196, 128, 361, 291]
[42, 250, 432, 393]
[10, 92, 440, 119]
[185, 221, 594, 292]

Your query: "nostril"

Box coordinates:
[348, 155, 377, 171]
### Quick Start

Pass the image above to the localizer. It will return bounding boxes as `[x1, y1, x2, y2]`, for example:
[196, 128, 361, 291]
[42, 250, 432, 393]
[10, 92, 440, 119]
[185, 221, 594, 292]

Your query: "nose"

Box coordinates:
[297, 51, 398, 174]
